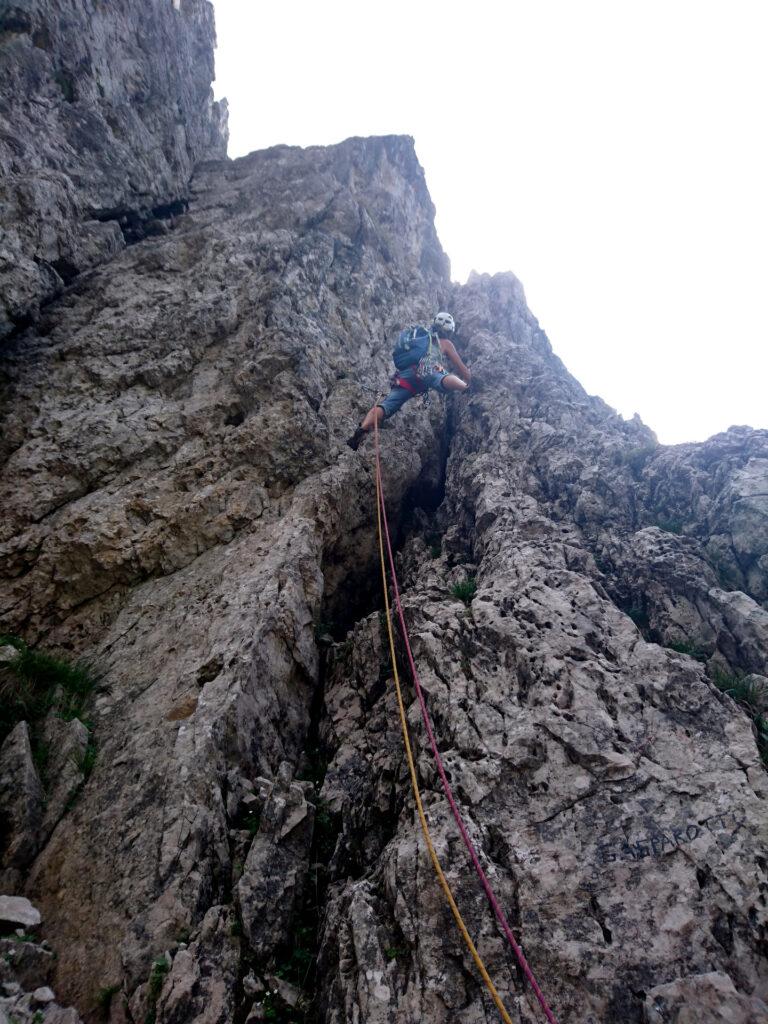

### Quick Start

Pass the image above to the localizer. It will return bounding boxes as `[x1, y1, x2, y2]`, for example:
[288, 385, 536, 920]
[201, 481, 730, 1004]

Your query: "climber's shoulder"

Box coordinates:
[438, 337, 460, 358]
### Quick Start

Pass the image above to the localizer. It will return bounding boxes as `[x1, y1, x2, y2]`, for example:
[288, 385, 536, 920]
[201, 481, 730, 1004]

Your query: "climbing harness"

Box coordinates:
[373, 417, 560, 1024]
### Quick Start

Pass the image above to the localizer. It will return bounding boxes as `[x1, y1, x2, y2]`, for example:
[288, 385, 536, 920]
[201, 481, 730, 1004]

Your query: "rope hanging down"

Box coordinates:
[373, 419, 516, 1024]
[373, 417, 560, 1024]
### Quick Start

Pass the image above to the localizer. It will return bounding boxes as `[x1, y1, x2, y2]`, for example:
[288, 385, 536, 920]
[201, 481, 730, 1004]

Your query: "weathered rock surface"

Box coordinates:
[0, 10, 766, 1018]
[151, 905, 239, 1024]
[236, 762, 315, 960]
[38, 716, 89, 839]
[0, 131, 449, 1017]
[644, 971, 767, 1023]
[0, 724, 44, 889]
[0, 895, 41, 930]
[0, 896, 82, 1024]
[0, 0, 227, 339]
[317, 273, 768, 1022]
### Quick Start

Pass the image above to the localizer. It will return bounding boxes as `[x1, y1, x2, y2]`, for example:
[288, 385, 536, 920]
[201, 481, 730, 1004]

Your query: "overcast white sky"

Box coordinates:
[210, 0, 766, 445]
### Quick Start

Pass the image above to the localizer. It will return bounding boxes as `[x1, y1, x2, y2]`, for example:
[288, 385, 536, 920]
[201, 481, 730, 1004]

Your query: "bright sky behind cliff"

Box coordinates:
[210, 0, 767, 445]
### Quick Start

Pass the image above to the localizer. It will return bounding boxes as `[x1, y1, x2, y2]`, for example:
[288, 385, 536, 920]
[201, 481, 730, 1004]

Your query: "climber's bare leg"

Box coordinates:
[442, 374, 468, 392]
[361, 405, 385, 431]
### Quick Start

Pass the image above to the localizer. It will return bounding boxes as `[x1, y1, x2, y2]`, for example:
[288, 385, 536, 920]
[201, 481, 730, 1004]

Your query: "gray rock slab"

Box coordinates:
[0, 79, 767, 1024]
[39, 717, 89, 840]
[0, 726, 44, 881]
[0, 897, 41, 930]
[0, 0, 227, 339]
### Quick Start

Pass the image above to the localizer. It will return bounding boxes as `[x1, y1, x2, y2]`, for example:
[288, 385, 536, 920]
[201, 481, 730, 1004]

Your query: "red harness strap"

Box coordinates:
[396, 376, 423, 395]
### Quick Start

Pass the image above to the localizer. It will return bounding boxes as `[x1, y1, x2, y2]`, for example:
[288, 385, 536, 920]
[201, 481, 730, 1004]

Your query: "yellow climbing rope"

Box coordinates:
[373, 419, 515, 1024]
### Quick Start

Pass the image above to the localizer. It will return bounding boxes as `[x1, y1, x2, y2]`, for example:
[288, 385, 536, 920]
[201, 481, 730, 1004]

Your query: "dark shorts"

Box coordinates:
[378, 369, 450, 419]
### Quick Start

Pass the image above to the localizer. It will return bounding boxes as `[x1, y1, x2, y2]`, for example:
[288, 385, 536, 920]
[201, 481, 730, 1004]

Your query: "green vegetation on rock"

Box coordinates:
[451, 577, 477, 605]
[0, 634, 98, 744]
[714, 670, 768, 768]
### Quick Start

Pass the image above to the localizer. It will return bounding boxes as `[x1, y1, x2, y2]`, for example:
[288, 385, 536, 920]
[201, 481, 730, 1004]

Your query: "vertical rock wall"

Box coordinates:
[0, 133, 454, 1018]
[0, 6, 766, 1021]
[0, 0, 228, 339]
[317, 273, 768, 1022]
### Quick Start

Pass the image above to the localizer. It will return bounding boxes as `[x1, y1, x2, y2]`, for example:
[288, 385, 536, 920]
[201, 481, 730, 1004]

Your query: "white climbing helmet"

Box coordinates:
[433, 311, 455, 335]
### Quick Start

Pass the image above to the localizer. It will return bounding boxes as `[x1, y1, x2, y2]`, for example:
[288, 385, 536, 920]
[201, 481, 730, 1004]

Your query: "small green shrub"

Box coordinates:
[713, 670, 763, 708]
[262, 994, 279, 1021]
[623, 444, 657, 478]
[667, 641, 708, 663]
[95, 985, 120, 1021]
[385, 945, 409, 961]
[145, 956, 170, 1024]
[53, 70, 76, 102]
[78, 738, 98, 780]
[593, 554, 614, 576]
[656, 516, 683, 535]
[274, 925, 315, 987]
[627, 606, 650, 632]
[243, 810, 261, 836]
[754, 715, 768, 768]
[451, 577, 477, 605]
[426, 532, 442, 559]
[713, 670, 768, 768]
[257, 989, 307, 1023]
[0, 634, 98, 744]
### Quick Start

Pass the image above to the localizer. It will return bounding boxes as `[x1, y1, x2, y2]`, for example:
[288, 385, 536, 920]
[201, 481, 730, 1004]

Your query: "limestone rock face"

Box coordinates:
[0, 131, 449, 1016]
[644, 971, 768, 1023]
[236, 762, 315, 960]
[316, 272, 768, 1022]
[151, 905, 239, 1024]
[0, 896, 83, 1024]
[0, 0, 227, 339]
[0, 724, 44, 889]
[39, 716, 89, 839]
[0, 16, 767, 1019]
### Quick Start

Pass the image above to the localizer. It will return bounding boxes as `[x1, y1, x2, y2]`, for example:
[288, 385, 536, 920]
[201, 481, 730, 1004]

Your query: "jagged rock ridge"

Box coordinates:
[1, 8, 767, 1024]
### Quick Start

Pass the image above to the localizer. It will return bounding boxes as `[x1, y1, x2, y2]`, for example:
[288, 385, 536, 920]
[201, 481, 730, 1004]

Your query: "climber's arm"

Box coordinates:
[440, 339, 471, 384]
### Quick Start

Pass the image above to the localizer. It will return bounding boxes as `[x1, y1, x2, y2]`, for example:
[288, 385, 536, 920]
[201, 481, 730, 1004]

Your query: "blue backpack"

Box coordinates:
[392, 325, 434, 371]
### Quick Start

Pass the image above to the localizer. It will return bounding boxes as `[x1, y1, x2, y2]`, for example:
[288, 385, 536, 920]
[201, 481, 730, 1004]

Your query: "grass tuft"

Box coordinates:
[144, 957, 170, 1024]
[713, 669, 768, 768]
[384, 945, 409, 961]
[627, 606, 650, 632]
[656, 516, 683, 535]
[667, 641, 708, 663]
[622, 444, 658, 478]
[451, 577, 477, 606]
[0, 634, 98, 744]
[95, 985, 120, 1021]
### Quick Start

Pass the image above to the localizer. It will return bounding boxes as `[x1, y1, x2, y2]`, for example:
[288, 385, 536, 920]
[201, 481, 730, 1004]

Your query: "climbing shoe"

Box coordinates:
[346, 426, 367, 451]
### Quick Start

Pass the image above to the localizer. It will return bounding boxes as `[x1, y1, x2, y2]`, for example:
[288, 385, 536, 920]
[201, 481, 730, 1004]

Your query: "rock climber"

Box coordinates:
[347, 312, 471, 450]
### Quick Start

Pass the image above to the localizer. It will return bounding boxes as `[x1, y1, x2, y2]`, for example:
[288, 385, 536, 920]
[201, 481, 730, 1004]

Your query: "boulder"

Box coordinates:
[0, 897, 41, 931]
